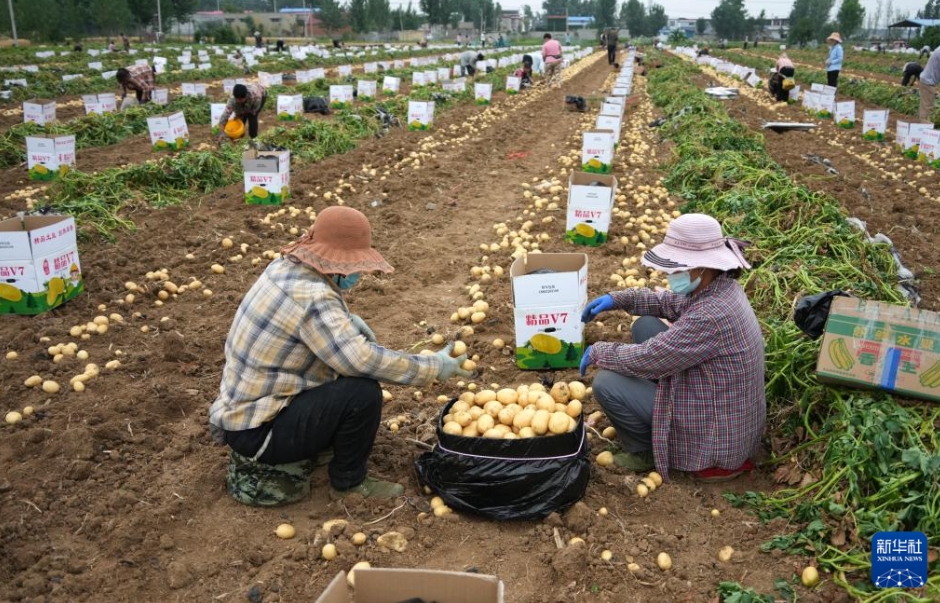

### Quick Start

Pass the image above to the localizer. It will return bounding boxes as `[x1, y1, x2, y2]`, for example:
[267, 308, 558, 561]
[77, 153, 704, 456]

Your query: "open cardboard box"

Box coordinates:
[314, 568, 504, 603]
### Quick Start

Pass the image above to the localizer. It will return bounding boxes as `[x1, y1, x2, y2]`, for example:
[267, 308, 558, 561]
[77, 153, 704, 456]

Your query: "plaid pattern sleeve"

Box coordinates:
[124, 65, 154, 100]
[592, 276, 766, 479]
[209, 259, 442, 432]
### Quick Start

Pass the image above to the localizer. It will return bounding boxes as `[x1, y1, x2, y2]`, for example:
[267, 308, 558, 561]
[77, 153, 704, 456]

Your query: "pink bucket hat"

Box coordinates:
[280, 206, 394, 275]
[642, 213, 751, 274]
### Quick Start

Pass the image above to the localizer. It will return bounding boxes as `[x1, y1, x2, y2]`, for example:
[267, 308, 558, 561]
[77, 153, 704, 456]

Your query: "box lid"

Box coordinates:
[510, 253, 588, 308]
[315, 569, 504, 603]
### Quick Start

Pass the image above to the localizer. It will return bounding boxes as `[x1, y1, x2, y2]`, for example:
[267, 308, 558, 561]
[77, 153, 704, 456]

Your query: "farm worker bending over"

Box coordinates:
[825, 32, 843, 88]
[218, 83, 268, 141]
[542, 33, 564, 89]
[579, 214, 766, 482]
[459, 50, 484, 77]
[902, 61, 923, 87]
[116, 65, 155, 109]
[209, 207, 473, 507]
[768, 53, 795, 102]
[919, 46, 940, 122]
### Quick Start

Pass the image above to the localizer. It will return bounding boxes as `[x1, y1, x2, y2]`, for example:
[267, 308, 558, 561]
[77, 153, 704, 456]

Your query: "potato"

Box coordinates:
[565, 399, 582, 418]
[453, 411, 473, 427]
[24, 375, 42, 388]
[452, 340, 467, 356]
[801, 566, 820, 587]
[5, 411, 22, 425]
[496, 388, 518, 405]
[476, 414, 495, 433]
[535, 393, 556, 412]
[482, 428, 503, 438]
[548, 411, 570, 435]
[462, 423, 479, 437]
[351, 532, 367, 546]
[637, 483, 649, 498]
[41, 380, 60, 394]
[710, 508, 721, 518]
[483, 400, 503, 418]
[567, 381, 587, 400]
[602, 426, 617, 439]
[717, 546, 734, 562]
[347, 561, 371, 587]
[600, 549, 613, 561]
[531, 409, 551, 435]
[275, 524, 295, 539]
[596, 451, 614, 467]
[656, 552, 672, 571]
[497, 406, 517, 426]
[550, 382, 570, 404]
[431, 333, 445, 345]
[641, 477, 657, 492]
[518, 426, 536, 438]
[442, 421, 463, 435]
[648, 471, 663, 486]
[322, 543, 338, 560]
[569, 537, 585, 546]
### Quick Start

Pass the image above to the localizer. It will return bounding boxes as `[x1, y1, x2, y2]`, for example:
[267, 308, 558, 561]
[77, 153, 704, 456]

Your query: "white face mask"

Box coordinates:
[666, 270, 702, 296]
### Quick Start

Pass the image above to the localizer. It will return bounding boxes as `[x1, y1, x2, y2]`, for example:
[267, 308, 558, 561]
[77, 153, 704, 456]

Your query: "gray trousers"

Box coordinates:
[591, 316, 668, 453]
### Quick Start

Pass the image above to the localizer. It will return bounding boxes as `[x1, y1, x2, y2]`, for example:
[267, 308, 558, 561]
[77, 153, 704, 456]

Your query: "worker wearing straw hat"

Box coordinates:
[579, 214, 766, 482]
[210, 207, 473, 507]
[825, 32, 844, 88]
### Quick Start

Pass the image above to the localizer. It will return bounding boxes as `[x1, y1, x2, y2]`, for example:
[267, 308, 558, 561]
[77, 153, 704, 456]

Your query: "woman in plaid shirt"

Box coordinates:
[581, 214, 766, 482]
[210, 207, 473, 506]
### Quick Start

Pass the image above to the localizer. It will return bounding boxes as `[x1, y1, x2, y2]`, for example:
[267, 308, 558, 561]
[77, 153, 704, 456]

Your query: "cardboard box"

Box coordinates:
[210, 103, 226, 135]
[408, 101, 434, 131]
[82, 93, 117, 115]
[147, 112, 189, 151]
[565, 172, 617, 247]
[357, 80, 377, 101]
[817, 297, 940, 403]
[314, 568, 504, 603]
[0, 215, 83, 315]
[276, 94, 303, 121]
[329, 85, 354, 109]
[382, 76, 400, 95]
[474, 82, 492, 105]
[510, 253, 587, 370]
[23, 99, 56, 125]
[25, 135, 75, 180]
[242, 150, 290, 205]
[506, 75, 521, 94]
[581, 130, 615, 174]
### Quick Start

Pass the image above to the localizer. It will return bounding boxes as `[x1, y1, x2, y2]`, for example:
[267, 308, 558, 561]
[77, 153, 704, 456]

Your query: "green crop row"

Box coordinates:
[647, 56, 940, 603]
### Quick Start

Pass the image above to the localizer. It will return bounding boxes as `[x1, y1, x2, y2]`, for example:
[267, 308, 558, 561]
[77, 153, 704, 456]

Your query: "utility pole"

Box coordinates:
[6, 0, 18, 48]
[157, 0, 163, 42]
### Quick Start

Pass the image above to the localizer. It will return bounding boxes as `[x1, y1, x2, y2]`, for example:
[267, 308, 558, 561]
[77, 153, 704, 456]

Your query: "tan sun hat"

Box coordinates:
[827, 32, 842, 43]
[641, 214, 751, 274]
[280, 206, 394, 275]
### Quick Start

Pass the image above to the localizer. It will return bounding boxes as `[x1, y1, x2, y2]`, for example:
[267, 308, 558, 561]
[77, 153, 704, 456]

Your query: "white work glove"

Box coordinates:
[349, 313, 376, 342]
[435, 343, 473, 380]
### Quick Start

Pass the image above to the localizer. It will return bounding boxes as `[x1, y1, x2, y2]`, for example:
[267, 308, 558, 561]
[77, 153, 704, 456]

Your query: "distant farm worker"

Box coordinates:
[920, 46, 940, 122]
[459, 50, 484, 77]
[217, 83, 268, 141]
[768, 52, 796, 102]
[825, 32, 843, 88]
[902, 61, 923, 87]
[210, 207, 473, 506]
[542, 33, 564, 89]
[115, 64, 155, 109]
[579, 213, 765, 481]
[606, 27, 619, 65]
[921, 44, 932, 59]
[254, 31, 263, 48]
[121, 33, 130, 51]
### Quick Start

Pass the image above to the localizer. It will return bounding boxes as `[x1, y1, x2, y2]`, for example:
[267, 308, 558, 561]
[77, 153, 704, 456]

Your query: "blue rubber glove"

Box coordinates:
[435, 343, 474, 380]
[579, 345, 593, 377]
[349, 313, 376, 342]
[581, 294, 615, 323]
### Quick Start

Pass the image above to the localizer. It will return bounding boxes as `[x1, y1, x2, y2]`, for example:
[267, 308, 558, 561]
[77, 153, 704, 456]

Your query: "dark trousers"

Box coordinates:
[607, 44, 617, 65]
[224, 376, 382, 490]
[827, 70, 840, 88]
[591, 316, 669, 453]
[245, 93, 267, 138]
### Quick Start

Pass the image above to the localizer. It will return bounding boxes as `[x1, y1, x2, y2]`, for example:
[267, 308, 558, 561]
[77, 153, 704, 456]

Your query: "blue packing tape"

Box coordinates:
[880, 347, 902, 390]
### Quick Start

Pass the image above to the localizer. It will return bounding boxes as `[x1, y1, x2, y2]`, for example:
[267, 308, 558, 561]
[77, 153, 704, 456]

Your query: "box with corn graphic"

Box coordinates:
[0, 215, 83, 315]
[817, 296, 940, 403]
[510, 253, 588, 370]
[146, 112, 189, 152]
[25, 135, 75, 181]
[565, 172, 617, 247]
[581, 130, 615, 174]
[242, 150, 290, 206]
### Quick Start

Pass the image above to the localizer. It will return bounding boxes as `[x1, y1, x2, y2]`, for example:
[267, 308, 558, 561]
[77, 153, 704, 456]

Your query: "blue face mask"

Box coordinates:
[334, 273, 361, 290]
[667, 270, 702, 296]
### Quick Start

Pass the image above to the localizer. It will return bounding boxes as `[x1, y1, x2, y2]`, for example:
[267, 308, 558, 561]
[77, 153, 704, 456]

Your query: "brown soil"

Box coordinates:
[0, 54, 866, 603]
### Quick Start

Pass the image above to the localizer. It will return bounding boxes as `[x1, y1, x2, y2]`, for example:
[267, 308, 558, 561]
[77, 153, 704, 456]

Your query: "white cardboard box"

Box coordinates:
[276, 94, 303, 121]
[329, 85, 354, 109]
[82, 93, 117, 115]
[510, 253, 588, 370]
[243, 149, 290, 205]
[0, 215, 83, 315]
[314, 569, 503, 603]
[147, 112, 189, 151]
[382, 76, 400, 94]
[408, 101, 434, 131]
[474, 82, 492, 105]
[210, 103, 226, 135]
[25, 135, 75, 180]
[357, 80, 377, 100]
[581, 130, 615, 174]
[23, 99, 56, 125]
[565, 172, 617, 247]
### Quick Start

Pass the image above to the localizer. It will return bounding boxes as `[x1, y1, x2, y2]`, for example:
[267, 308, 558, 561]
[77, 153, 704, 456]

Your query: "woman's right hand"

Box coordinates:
[581, 294, 615, 323]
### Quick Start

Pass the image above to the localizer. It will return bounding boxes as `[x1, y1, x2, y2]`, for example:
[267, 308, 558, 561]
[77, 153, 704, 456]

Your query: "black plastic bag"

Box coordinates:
[302, 97, 331, 115]
[415, 401, 590, 520]
[794, 290, 850, 339]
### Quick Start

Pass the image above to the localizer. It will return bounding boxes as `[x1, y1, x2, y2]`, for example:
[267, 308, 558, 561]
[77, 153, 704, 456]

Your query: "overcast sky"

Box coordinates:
[384, 1, 930, 21]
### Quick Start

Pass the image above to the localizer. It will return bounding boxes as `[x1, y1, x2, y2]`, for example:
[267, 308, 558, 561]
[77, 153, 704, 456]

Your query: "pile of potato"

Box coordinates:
[440, 380, 587, 439]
